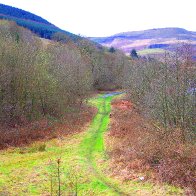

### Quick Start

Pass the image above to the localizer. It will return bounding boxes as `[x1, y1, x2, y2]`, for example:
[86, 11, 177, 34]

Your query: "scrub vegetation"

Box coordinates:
[118, 45, 196, 194]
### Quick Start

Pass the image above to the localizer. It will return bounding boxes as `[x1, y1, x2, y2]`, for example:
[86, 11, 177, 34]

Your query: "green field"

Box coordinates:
[138, 48, 168, 55]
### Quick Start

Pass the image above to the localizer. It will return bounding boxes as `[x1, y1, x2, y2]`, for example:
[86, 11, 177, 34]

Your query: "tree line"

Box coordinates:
[124, 45, 195, 141]
[0, 21, 128, 125]
[1, 20, 195, 140]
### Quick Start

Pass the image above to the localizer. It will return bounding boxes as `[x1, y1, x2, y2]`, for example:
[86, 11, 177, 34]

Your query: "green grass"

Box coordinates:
[80, 96, 121, 195]
[0, 20, 9, 25]
[0, 95, 183, 195]
[138, 48, 168, 55]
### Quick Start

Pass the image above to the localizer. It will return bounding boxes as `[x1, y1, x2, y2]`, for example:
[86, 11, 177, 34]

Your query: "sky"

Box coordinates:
[0, 0, 195, 37]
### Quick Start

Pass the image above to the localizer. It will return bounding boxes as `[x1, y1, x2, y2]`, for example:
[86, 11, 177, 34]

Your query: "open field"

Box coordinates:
[138, 48, 167, 55]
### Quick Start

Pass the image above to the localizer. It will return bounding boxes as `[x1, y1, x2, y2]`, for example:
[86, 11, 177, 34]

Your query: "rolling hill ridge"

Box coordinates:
[89, 28, 196, 55]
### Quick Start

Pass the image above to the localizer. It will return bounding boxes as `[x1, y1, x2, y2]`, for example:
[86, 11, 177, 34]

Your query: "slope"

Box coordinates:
[89, 28, 196, 55]
[0, 3, 80, 40]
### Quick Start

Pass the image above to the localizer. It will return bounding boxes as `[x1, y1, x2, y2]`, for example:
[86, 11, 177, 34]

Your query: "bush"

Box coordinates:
[108, 98, 196, 193]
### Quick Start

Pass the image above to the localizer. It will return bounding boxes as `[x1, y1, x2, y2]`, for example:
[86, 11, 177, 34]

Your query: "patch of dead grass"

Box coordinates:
[0, 105, 96, 150]
[106, 97, 196, 194]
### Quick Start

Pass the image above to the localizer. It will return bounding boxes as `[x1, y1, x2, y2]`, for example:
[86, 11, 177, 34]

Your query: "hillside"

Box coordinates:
[0, 3, 80, 40]
[89, 28, 196, 55]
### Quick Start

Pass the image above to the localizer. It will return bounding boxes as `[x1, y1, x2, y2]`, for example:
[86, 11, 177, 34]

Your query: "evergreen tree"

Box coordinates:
[109, 46, 115, 53]
[130, 49, 138, 58]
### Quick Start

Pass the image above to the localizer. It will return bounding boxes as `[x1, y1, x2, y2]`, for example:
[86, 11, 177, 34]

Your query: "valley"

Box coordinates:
[0, 2, 195, 196]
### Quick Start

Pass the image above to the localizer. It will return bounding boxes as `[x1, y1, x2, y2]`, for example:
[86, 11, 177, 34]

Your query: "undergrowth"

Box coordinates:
[107, 97, 195, 195]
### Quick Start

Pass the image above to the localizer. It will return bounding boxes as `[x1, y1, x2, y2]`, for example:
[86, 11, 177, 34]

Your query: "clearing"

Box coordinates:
[0, 93, 183, 195]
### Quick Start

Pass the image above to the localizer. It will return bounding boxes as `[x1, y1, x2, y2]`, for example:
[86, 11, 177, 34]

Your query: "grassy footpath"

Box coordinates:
[79, 96, 126, 195]
[0, 94, 183, 195]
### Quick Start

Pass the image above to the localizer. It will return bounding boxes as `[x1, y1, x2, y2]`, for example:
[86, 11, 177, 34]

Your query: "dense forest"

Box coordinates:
[0, 20, 127, 125]
[125, 48, 195, 135]
[0, 4, 51, 24]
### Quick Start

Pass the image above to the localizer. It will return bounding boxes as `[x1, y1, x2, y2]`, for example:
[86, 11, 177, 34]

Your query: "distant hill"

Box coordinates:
[0, 3, 80, 40]
[89, 28, 196, 55]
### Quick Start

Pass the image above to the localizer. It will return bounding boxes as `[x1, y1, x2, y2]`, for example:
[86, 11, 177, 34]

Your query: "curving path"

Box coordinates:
[79, 92, 129, 195]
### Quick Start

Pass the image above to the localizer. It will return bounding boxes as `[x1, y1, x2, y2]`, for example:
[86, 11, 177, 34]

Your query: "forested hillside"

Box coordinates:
[0, 20, 127, 127]
[0, 3, 80, 40]
[0, 3, 51, 24]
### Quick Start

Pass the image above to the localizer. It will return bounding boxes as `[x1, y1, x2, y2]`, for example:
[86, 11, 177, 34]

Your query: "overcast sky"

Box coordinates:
[0, 0, 195, 37]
